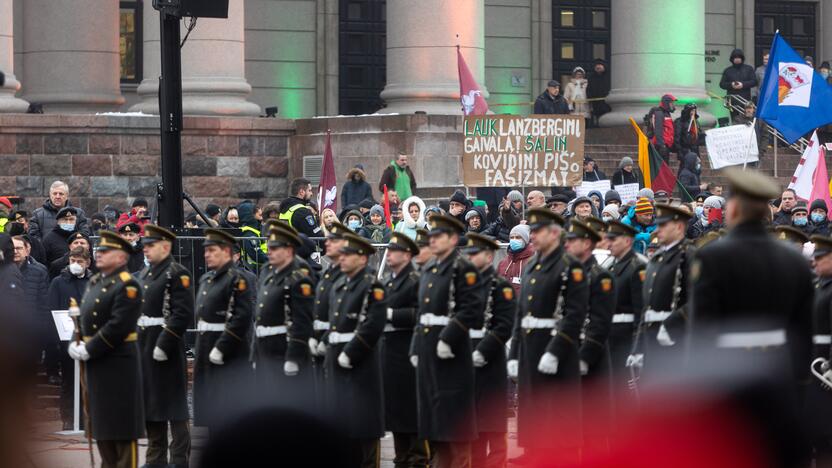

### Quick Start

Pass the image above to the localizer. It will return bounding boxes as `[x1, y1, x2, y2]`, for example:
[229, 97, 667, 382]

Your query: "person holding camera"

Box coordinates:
[116, 199, 151, 235]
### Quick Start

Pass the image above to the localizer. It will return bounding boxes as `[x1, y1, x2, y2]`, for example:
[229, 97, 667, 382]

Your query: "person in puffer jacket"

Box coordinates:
[622, 198, 656, 254]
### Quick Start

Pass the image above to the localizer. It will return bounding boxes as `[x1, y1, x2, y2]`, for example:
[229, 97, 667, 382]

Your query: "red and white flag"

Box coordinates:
[810, 146, 832, 220]
[789, 130, 821, 201]
[317, 130, 337, 213]
[457, 46, 488, 116]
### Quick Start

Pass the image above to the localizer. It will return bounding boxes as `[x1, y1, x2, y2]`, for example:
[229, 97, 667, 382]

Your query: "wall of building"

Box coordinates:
[484, 0, 533, 115]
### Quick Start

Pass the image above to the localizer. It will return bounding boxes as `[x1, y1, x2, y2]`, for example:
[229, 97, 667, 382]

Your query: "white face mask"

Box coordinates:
[68, 262, 84, 276]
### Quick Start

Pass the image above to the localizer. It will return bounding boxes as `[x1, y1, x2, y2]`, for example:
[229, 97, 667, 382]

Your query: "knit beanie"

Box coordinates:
[637, 188, 655, 200]
[369, 204, 385, 218]
[507, 190, 523, 203]
[465, 209, 481, 221]
[811, 199, 829, 213]
[604, 190, 622, 205]
[619, 156, 634, 168]
[635, 197, 654, 215]
[510, 224, 530, 244]
[703, 196, 724, 210]
[450, 190, 469, 206]
[602, 204, 620, 220]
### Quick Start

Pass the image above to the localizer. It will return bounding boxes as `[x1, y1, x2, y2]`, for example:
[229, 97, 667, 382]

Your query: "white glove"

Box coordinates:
[284, 360, 299, 376]
[308, 338, 320, 357]
[580, 360, 589, 376]
[472, 350, 487, 368]
[153, 346, 168, 362]
[436, 340, 455, 359]
[387, 308, 394, 321]
[507, 359, 519, 379]
[68, 342, 90, 361]
[626, 353, 644, 368]
[338, 351, 352, 369]
[657, 324, 676, 347]
[410, 355, 419, 368]
[537, 352, 559, 375]
[317, 340, 327, 357]
[209, 347, 224, 365]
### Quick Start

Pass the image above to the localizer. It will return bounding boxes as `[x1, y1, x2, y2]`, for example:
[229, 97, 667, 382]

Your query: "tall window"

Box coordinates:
[339, 0, 387, 115]
[120, 1, 143, 83]
[755, 1, 815, 66]
[552, 0, 610, 86]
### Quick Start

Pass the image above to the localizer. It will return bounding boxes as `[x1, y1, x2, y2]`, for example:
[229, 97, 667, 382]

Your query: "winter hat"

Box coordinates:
[369, 204, 385, 218]
[359, 198, 376, 210]
[509, 224, 530, 244]
[704, 196, 724, 210]
[56, 206, 78, 219]
[637, 188, 655, 200]
[792, 202, 808, 214]
[635, 197, 654, 215]
[450, 190, 469, 206]
[602, 205, 620, 220]
[810, 199, 829, 213]
[572, 196, 592, 209]
[619, 157, 634, 169]
[205, 204, 221, 218]
[605, 190, 622, 205]
[132, 198, 148, 208]
[0, 197, 12, 211]
[506, 190, 524, 204]
[465, 209, 481, 221]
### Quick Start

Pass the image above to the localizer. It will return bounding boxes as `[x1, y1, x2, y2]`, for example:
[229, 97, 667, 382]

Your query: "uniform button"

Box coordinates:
[316, 300, 321, 305]
[102, 288, 107, 292]
[337, 299, 342, 303]
[424, 328, 429, 334]
[95, 299, 100, 303]
[142, 300, 145, 303]
[387, 283, 392, 287]
[535, 265, 541, 271]
[527, 295, 533, 301]
[264, 291, 268, 295]
[320, 287, 324, 291]
[92, 324, 98, 329]
[652, 272, 657, 278]
[424, 298, 430, 303]
[428, 283, 433, 288]
[530, 279, 536, 284]
[432, 268, 437, 273]
[144, 285, 148, 289]
[208, 280, 212, 284]
[202, 291, 207, 295]
[92, 312, 97, 317]
[331, 326, 336, 330]
[649, 288, 653, 294]
[335, 313, 339, 317]
[259, 303, 264, 308]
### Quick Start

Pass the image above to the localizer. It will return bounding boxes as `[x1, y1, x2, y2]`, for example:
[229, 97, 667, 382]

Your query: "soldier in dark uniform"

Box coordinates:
[117, 222, 146, 273]
[506, 208, 588, 464]
[323, 233, 387, 468]
[628, 204, 693, 374]
[413, 228, 433, 270]
[774, 225, 810, 251]
[463, 232, 515, 468]
[137, 225, 193, 468]
[68, 231, 144, 468]
[603, 221, 646, 390]
[564, 220, 616, 448]
[192, 229, 255, 431]
[380, 232, 427, 468]
[253, 226, 315, 406]
[413, 215, 484, 468]
[806, 235, 832, 464]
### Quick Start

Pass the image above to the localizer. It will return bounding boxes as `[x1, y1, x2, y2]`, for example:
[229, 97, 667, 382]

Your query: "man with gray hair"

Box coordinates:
[30, 180, 89, 240]
[526, 190, 546, 209]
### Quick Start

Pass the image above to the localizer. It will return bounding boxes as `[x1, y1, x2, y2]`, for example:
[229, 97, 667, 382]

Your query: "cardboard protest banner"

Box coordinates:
[614, 183, 641, 204]
[705, 124, 759, 169]
[462, 115, 585, 187]
[576, 180, 611, 198]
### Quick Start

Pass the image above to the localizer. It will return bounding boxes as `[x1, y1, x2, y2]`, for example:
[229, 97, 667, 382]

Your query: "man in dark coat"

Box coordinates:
[412, 215, 484, 468]
[773, 189, 798, 226]
[380, 232, 427, 468]
[464, 233, 515, 468]
[279, 178, 323, 239]
[342, 165, 375, 208]
[507, 209, 588, 465]
[29, 180, 90, 240]
[49, 231, 92, 280]
[68, 231, 144, 468]
[137, 225, 194, 468]
[43, 207, 82, 267]
[193, 229, 254, 431]
[116, 222, 146, 273]
[719, 48, 758, 117]
[586, 59, 611, 127]
[678, 151, 702, 202]
[806, 235, 832, 464]
[534, 80, 570, 115]
[11, 235, 52, 379]
[323, 233, 387, 468]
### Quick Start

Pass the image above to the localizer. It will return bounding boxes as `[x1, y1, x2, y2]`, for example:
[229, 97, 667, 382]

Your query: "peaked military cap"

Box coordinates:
[812, 235, 832, 258]
[694, 194, 707, 203]
[585, 216, 607, 235]
[340, 232, 376, 256]
[414, 228, 430, 247]
[774, 225, 809, 245]
[97, 230, 133, 253]
[565, 220, 601, 243]
[428, 214, 465, 236]
[203, 228, 237, 247]
[117, 222, 140, 234]
[527, 207, 565, 230]
[267, 226, 301, 248]
[462, 232, 500, 254]
[327, 221, 350, 240]
[142, 224, 176, 245]
[605, 220, 637, 238]
[66, 231, 90, 246]
[725, 167, 781, 201]
[263, 218, 297, 235]
[387, 232, 419, 255]
[654, 203, 693, 225]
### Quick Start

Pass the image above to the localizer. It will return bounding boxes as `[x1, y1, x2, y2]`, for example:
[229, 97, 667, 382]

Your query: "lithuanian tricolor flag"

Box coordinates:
[629, 117, 678, 195]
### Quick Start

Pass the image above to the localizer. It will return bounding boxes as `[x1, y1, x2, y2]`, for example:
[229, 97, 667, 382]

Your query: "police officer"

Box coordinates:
[628, 204, 693, 373]
[413, 215, 484, 468]
[412, 228, 433, 270]
[117, 222, 146, 273]
[137, 225, 193, 468]
[192, 228, 254, 431]
[253, 226, 315, 403]
[68, 231, 144, 468]
[381, 232, 427, 468]
[278, 178, 323, 239]
[323, 233, 387, 468]
[507, 208, 588, 464]
[806, 235, 832, 463]
[463, 232, 515, 468]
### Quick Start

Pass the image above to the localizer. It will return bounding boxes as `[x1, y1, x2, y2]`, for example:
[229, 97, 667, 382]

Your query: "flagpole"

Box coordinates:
[742, 118, 757, 170]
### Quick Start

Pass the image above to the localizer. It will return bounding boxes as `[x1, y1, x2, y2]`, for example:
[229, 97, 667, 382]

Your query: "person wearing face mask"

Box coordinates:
[687, 196, 724, 240]
[791, 202, 814, 235]
[48, 231, 93, 280]
[719, 48, 757, 119]
[342, 210, 365, 233]
[601, 205, 620, 223]
[497, 224, 535, 295]
[117, 222, 146, 273]
[677, 151, 702, 203]
[42, 207, 81, 267]
[809, 199, 831, 236]
[820, 61, 832, 85]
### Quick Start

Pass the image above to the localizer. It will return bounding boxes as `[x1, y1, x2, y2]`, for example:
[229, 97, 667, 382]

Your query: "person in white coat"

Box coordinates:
[564, 67, 590, 121]
[395, 196, 427, 240]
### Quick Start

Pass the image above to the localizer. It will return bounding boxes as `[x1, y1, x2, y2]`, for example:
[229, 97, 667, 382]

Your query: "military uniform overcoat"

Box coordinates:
[805, 276, 832, 440]
[607, 249, 646, 371]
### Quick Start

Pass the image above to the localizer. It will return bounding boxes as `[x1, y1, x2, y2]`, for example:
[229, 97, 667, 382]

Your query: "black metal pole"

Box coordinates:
[156, 8, 184, 229]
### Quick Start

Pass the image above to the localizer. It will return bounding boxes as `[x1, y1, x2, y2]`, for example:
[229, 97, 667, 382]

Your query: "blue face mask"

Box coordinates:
[509, 239, 525, 252]
[348, 219, 361, 230]
[812, 213, 826, 223]
[59, 223, 75, 232]
[694, 206, 704, 217]
[794, 217, 808, 227]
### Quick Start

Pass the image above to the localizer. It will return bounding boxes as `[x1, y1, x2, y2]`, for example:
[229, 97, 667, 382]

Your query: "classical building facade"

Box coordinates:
[2, 0, 831, 123]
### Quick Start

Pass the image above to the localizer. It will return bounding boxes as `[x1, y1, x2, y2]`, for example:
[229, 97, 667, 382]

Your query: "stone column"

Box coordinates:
[21, 0, 123, 113]
[132, 0, 260, 116]
[821, 0, 832, 64]
[600, 0, 713, 127]
[531, 0, 553, 99]
[0, 0, 27, 112]
[379, 0, 488, 114]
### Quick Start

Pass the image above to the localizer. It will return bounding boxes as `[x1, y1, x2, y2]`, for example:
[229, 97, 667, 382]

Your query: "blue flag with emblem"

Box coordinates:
[757, 32, 832, 144]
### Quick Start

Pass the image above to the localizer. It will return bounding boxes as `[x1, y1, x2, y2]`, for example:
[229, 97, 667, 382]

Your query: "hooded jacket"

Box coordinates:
[30, 200, 89, 240]
[677, 151, 701, 202]
[496, 243, 536, 294]
[395, 196, 427, 240]
[674, 105, 704, 154]
[464, 206, 488, 234]
[586, 59, 611, 116]
[342, 209, 365, 232]
[719, 49, 758, 101]
[342, 167, 375, 208]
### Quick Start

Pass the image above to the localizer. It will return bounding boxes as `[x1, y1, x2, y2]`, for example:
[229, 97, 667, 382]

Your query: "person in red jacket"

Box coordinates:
[646, 94, 677, 163]
[496, 224, 535, 294]
[116, 198, 151, 235]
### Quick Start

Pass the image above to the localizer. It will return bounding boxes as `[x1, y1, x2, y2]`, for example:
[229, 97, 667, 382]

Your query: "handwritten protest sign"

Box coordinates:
[462, 115, 585, 187]
[614, 183, 641, 204]
[576, 180, 611, 199]
[705, 124, 759, 169]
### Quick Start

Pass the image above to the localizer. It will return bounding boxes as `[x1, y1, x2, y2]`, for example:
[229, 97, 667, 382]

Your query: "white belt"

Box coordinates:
[137, 316, 165, 327]
[197, 320, 225, 332]
[255, 325, 287, 338]
[313, 320, 330, 331]
[521, 316, 557, 329]
[384, 324, 411, 333]
[469, 329, 485, 339]
[814, 334, 832, 345]
[612, 314, 635, 324]
[716, 329, 787, 348]
[328, 332, 355, 344]
[420, 313, 450, 326]
[644, 310, 671, 323]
